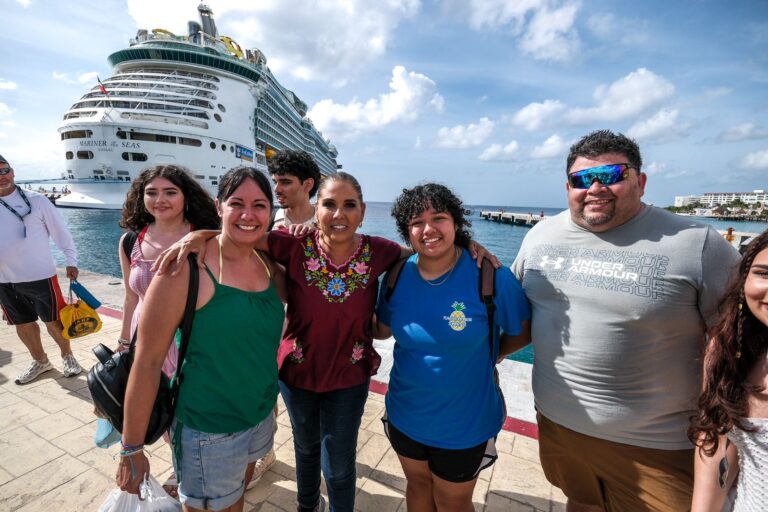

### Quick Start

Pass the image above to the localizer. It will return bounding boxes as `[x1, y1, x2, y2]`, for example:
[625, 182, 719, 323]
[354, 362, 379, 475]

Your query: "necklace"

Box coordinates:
[418, 247, 460, 286]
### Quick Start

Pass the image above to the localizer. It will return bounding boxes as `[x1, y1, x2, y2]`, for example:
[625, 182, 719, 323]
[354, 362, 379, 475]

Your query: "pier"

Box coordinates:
[480, 210, 543, 227]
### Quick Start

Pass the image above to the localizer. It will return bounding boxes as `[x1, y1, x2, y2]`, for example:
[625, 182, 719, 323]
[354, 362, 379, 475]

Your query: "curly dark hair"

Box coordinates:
[567, 130, 642, 174]
[218, 166, 274, 205]
[267, 149, 322, 199]
[688, 229, 768, 456]
[119, 165, 219, 231]
[391, 183, 472, 249]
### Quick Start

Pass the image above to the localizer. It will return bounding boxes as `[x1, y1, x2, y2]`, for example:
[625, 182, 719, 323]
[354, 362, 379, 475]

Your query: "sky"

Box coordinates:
[0, 0, 767, 207]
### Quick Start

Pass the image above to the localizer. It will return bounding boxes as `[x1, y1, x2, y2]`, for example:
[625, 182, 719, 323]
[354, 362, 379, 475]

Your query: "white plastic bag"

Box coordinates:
[98, 475, 181, 512]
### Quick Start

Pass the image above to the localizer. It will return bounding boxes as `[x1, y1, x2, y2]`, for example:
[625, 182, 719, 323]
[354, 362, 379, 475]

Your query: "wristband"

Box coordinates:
[118, 338, 131, 346]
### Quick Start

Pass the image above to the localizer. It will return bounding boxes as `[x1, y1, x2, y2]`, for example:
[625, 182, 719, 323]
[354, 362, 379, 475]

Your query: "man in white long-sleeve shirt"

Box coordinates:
[0, 154, 82, 384]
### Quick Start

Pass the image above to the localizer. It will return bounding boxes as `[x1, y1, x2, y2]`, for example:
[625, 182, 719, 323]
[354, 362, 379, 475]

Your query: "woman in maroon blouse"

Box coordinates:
[269, 172, 403, 511]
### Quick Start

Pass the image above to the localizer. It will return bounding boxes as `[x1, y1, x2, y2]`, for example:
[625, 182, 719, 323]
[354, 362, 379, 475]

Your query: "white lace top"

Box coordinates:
[727, 418, 768, 512]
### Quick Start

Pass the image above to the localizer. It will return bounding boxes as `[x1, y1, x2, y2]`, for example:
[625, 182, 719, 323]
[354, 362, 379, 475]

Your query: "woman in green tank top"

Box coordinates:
[116, 167, 286, 512]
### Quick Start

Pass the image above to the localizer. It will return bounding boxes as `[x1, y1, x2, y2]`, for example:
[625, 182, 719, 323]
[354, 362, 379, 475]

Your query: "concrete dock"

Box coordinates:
[0, 269, 564, 512]
[479, 211, 542, 227]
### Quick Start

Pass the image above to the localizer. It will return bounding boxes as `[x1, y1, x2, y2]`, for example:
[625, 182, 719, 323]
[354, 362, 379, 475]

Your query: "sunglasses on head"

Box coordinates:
[0, 167, 12, 176]
[567, 163, 635, 189]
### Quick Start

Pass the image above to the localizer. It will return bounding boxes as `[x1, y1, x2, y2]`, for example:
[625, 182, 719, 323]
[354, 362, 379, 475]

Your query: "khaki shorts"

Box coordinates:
[537, 413, 693, 512]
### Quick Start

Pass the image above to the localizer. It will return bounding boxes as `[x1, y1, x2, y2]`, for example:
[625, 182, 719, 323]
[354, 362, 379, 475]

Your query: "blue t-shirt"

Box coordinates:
[376, 250, 530, 449]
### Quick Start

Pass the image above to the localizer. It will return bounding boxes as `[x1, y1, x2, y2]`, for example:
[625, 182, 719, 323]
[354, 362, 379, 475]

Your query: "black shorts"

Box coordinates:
[382, 416, 498, 483]
[0, 276, 66, 325]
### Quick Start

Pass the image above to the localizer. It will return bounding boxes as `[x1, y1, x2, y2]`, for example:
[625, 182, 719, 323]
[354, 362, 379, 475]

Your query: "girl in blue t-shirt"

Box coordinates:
[374, 183, 531, 511]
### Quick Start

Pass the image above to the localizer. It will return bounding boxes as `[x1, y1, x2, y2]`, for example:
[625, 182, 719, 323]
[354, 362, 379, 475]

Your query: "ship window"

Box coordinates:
[77, 151, 94, 159]
[65, 152, 74, 160]
[221, 144, 226, 151]
[62, 130, 93, 140]
[156, 134, 176, 143]
[179, 137, 202, 147]
[116, 170, 130, 176]
[93, 170, 104, 175]
[218, 104, 226, 112]
[230, 146, 234, 153]
[210, 142, 216, 149]
[116, 130, 127, 139]
[214, 113, 222, 122]
[121, 152, 148, 162]
[195, 175, 205, 180]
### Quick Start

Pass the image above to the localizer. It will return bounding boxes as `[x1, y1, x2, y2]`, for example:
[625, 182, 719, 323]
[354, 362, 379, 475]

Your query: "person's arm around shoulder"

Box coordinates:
[698, 227, 742, 329]
[117, 233, 139, 351]
[263, 252, 287, 303]
[494, 267, 532, 362]
[116, 261, 190, 494]
[691, 435, 739, 512]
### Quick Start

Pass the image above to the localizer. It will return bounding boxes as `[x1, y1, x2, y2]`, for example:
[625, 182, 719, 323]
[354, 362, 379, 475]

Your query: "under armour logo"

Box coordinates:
[539, 255, 565, 269]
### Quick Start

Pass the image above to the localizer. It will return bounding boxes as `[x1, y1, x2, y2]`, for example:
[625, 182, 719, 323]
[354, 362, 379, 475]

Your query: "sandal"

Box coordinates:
[162, 476, 179, 499]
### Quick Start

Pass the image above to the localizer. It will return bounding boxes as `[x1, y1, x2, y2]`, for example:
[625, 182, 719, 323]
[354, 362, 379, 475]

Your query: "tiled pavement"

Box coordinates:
[0, 313, 566, 511]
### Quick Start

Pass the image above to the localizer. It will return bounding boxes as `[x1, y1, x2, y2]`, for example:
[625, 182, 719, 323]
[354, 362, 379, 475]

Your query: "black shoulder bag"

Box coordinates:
[87, 254, 199, 445]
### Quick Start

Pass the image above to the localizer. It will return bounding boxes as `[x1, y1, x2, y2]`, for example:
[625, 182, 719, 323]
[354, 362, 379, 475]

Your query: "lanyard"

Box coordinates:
[0, 186, 32, 238]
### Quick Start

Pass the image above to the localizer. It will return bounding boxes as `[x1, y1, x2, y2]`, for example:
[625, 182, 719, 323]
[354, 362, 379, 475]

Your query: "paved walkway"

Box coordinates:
[0, 313, 565, 511]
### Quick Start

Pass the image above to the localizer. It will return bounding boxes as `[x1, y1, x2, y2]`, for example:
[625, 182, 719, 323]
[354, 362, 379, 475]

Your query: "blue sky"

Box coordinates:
[1, 0, 766, 207]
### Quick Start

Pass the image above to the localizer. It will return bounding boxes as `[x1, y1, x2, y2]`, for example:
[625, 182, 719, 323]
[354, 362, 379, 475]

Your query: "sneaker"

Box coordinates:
[62, 354, 82, 377]
[15, 359, 53, 385]
[246, 448, 276, 490]
[297, 496, 326, 512]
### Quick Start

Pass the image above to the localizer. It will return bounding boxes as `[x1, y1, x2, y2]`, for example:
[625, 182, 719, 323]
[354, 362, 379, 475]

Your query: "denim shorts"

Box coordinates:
[171, 413, 275, 511]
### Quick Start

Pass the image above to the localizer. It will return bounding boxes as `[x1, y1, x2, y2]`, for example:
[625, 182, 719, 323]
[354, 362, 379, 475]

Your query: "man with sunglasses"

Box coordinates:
[512, 131, 739, 511]
[0, 154, 82, 384]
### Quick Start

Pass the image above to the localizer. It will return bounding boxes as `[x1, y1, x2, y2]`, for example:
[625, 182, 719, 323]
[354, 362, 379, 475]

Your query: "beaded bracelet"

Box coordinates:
[119, 447, 144, 457]
[121, 441, 144, 451]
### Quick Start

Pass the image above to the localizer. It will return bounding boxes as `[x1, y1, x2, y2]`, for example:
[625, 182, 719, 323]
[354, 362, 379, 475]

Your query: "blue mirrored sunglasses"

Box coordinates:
[567, 163, 634, 189]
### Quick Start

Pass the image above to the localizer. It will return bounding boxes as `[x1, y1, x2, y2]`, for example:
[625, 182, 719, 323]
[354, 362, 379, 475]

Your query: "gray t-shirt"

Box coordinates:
[512, 205, 740, 449]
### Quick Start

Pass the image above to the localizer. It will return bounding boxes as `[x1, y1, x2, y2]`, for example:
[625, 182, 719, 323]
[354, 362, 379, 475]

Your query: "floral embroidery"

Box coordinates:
[303, 235, 372, 303]
[350, 342, 366, 364]
[288, 341, 305, 364]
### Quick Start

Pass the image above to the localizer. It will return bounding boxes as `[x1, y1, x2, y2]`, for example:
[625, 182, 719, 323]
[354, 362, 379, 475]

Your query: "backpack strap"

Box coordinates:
[479, 258, 497, 360]
[169, 253, 199, 409]
[122, 230, 138, 259]
[385, 256, 409, 301]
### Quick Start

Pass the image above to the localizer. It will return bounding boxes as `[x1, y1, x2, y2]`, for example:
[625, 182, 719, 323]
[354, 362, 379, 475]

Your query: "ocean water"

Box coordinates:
[51, 203, 768, 365]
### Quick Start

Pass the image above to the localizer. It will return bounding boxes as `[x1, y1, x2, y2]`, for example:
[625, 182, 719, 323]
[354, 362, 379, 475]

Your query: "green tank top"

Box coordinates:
[174, 265, 284, 433]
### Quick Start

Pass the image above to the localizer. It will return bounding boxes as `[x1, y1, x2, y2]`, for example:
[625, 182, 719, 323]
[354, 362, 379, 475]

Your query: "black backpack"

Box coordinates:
[122, 230, 138, 259]
[87, 254, 199, 445]
[384, 256, 497, 358]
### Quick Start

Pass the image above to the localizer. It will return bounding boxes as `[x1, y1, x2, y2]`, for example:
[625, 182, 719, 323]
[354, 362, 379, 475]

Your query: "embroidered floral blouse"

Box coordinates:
[268, 230, 402, 392]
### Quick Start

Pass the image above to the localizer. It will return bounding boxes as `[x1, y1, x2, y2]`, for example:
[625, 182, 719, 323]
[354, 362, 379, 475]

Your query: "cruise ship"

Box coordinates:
[57, 4, 338, 209]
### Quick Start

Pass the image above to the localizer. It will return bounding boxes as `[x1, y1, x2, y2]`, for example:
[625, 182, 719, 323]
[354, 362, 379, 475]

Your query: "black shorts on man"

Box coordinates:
[0, 276, 66, 324]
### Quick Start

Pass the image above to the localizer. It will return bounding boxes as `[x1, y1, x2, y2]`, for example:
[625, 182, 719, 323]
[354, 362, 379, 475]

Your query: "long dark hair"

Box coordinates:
[119, 165, 219, 231]
[217, 166, 273, 204]
[688, 229, 768, 455]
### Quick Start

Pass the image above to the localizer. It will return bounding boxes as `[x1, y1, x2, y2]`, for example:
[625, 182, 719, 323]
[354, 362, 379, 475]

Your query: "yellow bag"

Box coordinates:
[60, 299, 102, 339]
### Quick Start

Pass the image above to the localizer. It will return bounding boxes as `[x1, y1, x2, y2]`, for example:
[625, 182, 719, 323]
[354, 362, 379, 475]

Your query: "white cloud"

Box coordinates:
[0, 79, 17, 90]
[436, 118, 495, 149]
[565, 68, 675, 123]
[127, 0, 420, 84]
[0, 102, 14, 118]
[586, 13, 648, 45]
[531, 134, 568, 159]
[307, 66, 444, 141]
[16, 0, 31, 7]
[51, 71, 100, 85]
[454, 0, 580, 63]
[718, 123, 768, 142]
[479, 141, 519, 161]
[627, 109, 688, 141]
[513, 100, 565, 131]
[520, 2, 581, 62]
[741, 149, 768, 170]
[644, 161, 688, 179]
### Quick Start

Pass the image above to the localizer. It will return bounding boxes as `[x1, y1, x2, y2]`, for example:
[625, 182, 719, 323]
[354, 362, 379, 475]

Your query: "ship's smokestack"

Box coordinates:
[198, 4, 218, 38]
